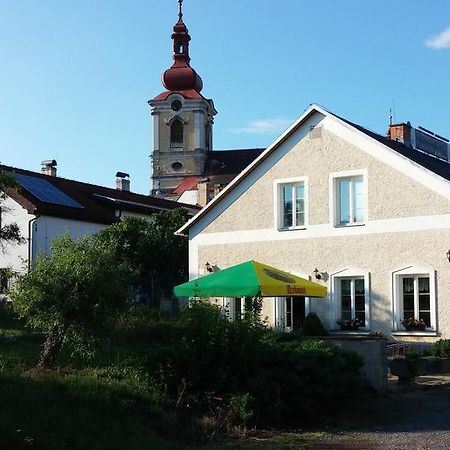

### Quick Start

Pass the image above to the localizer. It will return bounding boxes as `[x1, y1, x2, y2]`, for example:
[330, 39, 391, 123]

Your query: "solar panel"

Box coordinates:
[15, 174, 84, 209]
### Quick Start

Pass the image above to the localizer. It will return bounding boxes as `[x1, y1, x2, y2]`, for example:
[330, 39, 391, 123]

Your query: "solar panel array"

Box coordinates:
[15, 174, 84, 209]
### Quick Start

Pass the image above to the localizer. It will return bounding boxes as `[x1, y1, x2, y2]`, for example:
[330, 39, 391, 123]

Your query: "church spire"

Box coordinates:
[178, 0, 183, 20]
[162, 0, 203, 93]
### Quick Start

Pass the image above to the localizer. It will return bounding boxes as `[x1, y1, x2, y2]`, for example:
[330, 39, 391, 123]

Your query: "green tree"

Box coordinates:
[97, 209, 189, 305]
[11, 234, 132, 368]
[0, 171, 24, 247]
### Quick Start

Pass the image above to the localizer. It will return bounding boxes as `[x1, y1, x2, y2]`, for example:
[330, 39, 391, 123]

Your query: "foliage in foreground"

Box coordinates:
[1, 304, 366, 447]
[11, 234, 132, 368]
[120, 302, 364, 427]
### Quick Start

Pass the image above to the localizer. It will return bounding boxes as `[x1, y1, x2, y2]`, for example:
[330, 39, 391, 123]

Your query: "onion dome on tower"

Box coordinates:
[154, 0, 204, 100]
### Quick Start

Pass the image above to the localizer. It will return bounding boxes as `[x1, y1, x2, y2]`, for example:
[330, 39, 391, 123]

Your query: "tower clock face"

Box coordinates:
[171, 100, 182, 111]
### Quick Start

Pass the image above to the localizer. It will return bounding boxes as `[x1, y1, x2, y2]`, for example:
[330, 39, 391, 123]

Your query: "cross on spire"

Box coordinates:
[178, 0, 183, 20]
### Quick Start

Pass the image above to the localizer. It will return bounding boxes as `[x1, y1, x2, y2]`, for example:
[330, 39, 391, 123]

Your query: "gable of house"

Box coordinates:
[182, 106, 450, 238]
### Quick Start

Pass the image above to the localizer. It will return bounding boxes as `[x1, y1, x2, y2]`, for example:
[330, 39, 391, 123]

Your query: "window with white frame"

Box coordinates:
[331, 270, 370, 330]
[274, 296, 306, 330]
[223, 297, 251, 321]
[339, 278, 365, 324]
[276, 179, 307, 230]
[331, 172, 365, 226]
[392, 268, 436, 331]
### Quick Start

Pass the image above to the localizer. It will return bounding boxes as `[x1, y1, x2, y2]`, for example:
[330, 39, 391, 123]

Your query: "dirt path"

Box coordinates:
[211, 375, 450, 450]
[305, 375, 450, 450]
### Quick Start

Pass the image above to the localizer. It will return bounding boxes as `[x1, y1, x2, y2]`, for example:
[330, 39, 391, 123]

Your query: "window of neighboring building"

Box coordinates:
[170, 119, 183, 148]
[392, 268, 436, 331]
[275, 178, 308, 230]
[330, 170, 367, 227]
[331, 269, 370, 330]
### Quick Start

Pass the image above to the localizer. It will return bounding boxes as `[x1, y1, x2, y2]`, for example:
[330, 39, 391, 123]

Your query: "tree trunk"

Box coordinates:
[37, 326, 64, 369]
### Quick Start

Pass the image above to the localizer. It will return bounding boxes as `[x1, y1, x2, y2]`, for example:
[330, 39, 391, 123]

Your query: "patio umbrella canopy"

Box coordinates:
[174, 260, 327, 298]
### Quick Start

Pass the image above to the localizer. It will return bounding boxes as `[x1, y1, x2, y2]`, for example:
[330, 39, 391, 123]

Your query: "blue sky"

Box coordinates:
[1, 1, 449, 194]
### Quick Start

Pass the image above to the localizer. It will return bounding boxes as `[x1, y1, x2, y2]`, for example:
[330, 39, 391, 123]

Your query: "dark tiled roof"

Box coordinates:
[338, 117, 450, 182]
[204, 148, 265, 177]
[1, 164, 199, 225]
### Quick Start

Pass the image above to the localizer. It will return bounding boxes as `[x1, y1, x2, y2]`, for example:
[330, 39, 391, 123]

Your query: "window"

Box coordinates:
[331, 269, 370, 330]
[392, 267, 436, 332]
[223, 297, 252, 321]
[330, 171, 366, 226]
[274, 296, 306, 331]
[275, 178, 308, 230]
[337, 176, 363, 224]
[339, 278, 366, 325]
[170, 119, 183, 148]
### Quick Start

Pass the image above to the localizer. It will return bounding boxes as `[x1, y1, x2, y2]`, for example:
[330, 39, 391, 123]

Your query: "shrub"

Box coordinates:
[301, 312, 328, 336]
[138, 302, 364, 426]
[430, 339, 450, 358]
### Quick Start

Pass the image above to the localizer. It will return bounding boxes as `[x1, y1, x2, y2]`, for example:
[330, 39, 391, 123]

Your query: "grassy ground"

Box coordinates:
[0, 314, 192, 450]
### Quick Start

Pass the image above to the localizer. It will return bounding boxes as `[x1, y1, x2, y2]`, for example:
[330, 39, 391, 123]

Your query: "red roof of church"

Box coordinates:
[152, 89, 205, 102]
[172, 176, 202, 195]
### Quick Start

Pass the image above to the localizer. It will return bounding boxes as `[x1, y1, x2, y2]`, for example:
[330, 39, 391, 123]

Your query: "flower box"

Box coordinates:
[337, 319, 363, 331]
[401, 317, 427, 332]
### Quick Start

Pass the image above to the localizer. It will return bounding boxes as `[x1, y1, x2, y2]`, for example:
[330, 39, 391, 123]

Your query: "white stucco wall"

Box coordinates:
[1, 192, 173, 275]
[0, 196, 33, 272]
[31, 216, 106, 258]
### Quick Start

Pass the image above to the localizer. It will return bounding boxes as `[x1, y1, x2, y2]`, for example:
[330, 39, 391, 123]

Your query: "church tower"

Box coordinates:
[149, 0, 217, 197]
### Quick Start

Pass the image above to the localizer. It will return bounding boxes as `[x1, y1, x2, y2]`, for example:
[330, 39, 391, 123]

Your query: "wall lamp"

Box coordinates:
[313, 268, 322, 280]
[205, 262, 213, 273]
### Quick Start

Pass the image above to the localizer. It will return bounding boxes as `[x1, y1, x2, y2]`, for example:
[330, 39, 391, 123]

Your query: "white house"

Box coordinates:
[178, 104, 450, 343]
[0, 161, 199, 291]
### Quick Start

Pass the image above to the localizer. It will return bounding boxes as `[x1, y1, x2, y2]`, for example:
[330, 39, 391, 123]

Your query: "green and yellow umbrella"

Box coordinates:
[174, 260, 327, 298]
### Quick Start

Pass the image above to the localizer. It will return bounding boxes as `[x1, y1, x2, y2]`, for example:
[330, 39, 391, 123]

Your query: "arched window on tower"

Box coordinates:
[170, 119, 184, 148]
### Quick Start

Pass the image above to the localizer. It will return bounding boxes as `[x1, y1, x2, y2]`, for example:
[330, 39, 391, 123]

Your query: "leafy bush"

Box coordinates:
[12, 234, 132, 368]
[137, 302, 363, 426]
[430, 339, 450, 358]
[301, 312, 328, 336]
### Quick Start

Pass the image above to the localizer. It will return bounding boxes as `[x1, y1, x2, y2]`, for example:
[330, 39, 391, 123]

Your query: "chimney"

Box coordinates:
[197, 181, 209, 206]
[41, 159, 57, 176]
[116, 172, 130, 192]
[387, 122, 412, 147]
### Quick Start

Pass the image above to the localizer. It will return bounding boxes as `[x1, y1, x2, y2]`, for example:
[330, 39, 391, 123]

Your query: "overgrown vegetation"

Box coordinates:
[1, 301, 366, 448]
[2, 209, 368, 447]
[430, 339, 450, 358]
[96, 210, 189, 304]
[11, 234, 132, 368]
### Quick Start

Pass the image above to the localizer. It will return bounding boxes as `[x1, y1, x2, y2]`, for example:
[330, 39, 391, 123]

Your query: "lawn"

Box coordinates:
[0, 314, 191, 450]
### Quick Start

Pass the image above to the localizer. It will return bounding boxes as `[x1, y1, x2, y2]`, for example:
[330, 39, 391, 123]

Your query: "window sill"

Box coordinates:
[329, 330, 371, 336]
[392, 330, 438, 337]
[278, 226, 307, 232]
[334, 222, 366, 228]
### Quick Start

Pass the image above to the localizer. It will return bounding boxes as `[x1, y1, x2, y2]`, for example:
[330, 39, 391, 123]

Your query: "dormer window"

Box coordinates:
[170, 119, 184, 148]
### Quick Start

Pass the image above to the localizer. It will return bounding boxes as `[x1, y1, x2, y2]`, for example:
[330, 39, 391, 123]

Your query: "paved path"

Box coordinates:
[308, 375, 450, 450]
